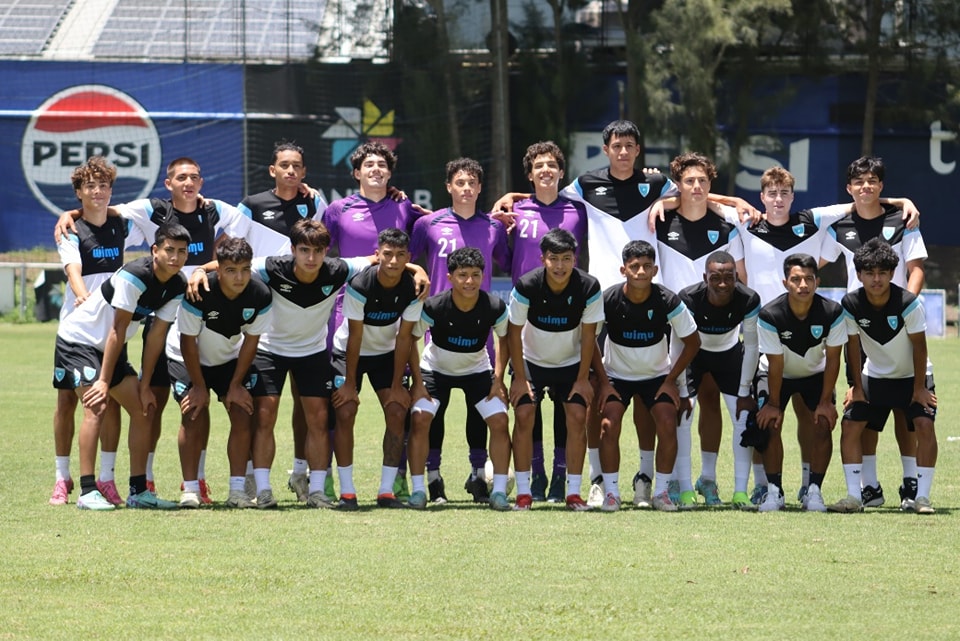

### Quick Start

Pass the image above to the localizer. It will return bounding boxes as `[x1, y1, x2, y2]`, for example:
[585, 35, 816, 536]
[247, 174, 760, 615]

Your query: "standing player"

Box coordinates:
[409, 158, 510, 503]
[821, 156, 928, 508]
[507, 229, 602, 511]
[54, 224, 191, 510]
[677, 251, 760, 508]
[330, 228, 424, 509]
[167, 238, 272, 508]
[830, 239, 937, 513]
[755, 254, 845, 512]
[407, 248, 511, 510]
[595, 240, 700, 512]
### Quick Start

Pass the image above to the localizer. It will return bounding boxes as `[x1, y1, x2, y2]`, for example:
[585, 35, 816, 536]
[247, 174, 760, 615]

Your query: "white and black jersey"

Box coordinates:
[842, 284, 931, 379]
[57, 216, 144, 319]
[822, 204, 927, 291]
[253, 255, 367, 357]
[332, 265, 423, 357]
[758, 293, 847, 379]
[509, 267, 603, 368]
[237, 189, 326, 240]
[602, 283, 698, 382]
[415, 290, 508, 376]
[166, 272, 273, 367]
[655, 209, 743, 294]
[57, 256, 186, 350]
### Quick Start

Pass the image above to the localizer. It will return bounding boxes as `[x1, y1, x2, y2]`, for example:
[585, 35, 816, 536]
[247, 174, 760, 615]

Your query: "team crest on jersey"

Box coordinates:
[638, 184, 650, 197]
[647, 309, 654, 320]
[707, 230, 720, 244]
[810, 325, 823, 339]
[54, 367, 66, 382]
[882, 226, 895, 241]
[297, 204, 309, 217]
[792, 224, 806, 238]
[887, 316, 899, 330]
[322, 285, 334, 296]
[174, 381, 188, 396]
[242, 308, 255, 321]
[567, 296, 573, 305]
[83, 366, 97, 381]
[246, 374, 258, 389]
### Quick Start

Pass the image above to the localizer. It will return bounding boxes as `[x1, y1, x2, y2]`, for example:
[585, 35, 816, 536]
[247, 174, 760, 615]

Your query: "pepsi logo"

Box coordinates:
[21, 85, 162, 215]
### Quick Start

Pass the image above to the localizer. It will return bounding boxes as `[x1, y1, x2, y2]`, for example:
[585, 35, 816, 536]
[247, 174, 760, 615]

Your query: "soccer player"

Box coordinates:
[53, 224, 190, 510]
[755, 254, 846, 512]
[407, 248, 511, 510]
[409, 158, 510, 503]
[330, 228, 424, 509]
[821, 156, 928, 508]
[50, 157, 144, 506]
[166, 237, 273, 508]
[595, 240, 700, 512]
[677, 251, 760, 509]
[829, 238, 937, 513]
[507, 228, 602, 511]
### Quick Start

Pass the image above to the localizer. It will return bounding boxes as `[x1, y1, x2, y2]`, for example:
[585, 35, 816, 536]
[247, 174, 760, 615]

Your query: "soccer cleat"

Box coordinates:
[546, 471, 566, 503]
[801, 485, 827, 512]
[256, 489, 278, 509]
[750, 484, 766, 506]
[198, 479, 213, 505]
[49, 479, 71, 505]
[601, 493, 622, 512]
[899, 497, 917, 512]
[179, 491, 201, 509]
[914, 496, 935, 514]
[337, 495, 359, 511]
[407, 491, 428, 510]
[376, 493, 406, 509]
[324, 474, 337, 502]
[288, 473, 309, 502]
[126, 490, 178, 510]
[827, 495, 864, 513]
[796, 485, 808, 502]
[632, 473, 652, 508]
[667, 480, 681, 504]
[566, 494, 592, 512]
[513, 493, 533, 511]
[145, 479, 157, 495]
[652, 490, 678, 512]
[695, 476, 722, 506]
[530, 472, 548, 502]
[899, 477, 918, 503]
[861, 484, 885, 508]
[428, 476, 448, 504]
[305, 491, 334, 509]
[225, 489, 256, 508]
[393, 475, 410, 501]
[730, 491, 755, 511]
[464, 474, 490, 504]
[758, 489, 784, 513]
[96, 480, 124, 506]
[678, 490, 697, 510]
[244, 474, 257, 501]
[77, 490, 116, 511]
[489, 491, 511, 511]
[586, 476, 605, 508]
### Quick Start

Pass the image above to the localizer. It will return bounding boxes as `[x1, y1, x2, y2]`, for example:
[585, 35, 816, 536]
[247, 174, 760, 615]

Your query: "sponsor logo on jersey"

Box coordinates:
[441, 227, 453, 236]
[280, 284, 293, 293]
[242, 308, 255, 321]
[92, 246, 121, 259]
[810, 325, 823, 339]
[858, 318, 871, 328]
[882, 226, 895, 241]
[261, 210, 278, 220]
[321, 98, 401, 168]
[887, 315, 899, 330]
[352, 212, 366, 222]
[297, 204, 309, 217]
[792, 224, 806, 237]
[845, 231, 858, 241]
[780, 331, 793, 340]
[667, 231, 680, 241]
[707, 230, 720, 244]
[638, 183, 650, 197]
[207, 311, 220, 320]
[594, 186, 608, 196]
[22, 85, 161, 215]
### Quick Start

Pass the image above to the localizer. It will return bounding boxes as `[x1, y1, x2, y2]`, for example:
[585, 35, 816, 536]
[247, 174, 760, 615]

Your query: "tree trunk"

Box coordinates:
[861, 0, 884, 156]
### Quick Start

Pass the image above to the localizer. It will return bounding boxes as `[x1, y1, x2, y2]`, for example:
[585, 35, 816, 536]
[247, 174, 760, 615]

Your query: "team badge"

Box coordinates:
[707, 230, 720, 244]
[73, 368, 81, 385]
[242, 308, 255, 321]
[54, 367, 66, 382]
[638, 184, 650, 197]
[334, 375, 346, 389]
[83, 366, 97, 381]
[174, 381, 188, 396]
[887, 315, 899, 330]
[246, 374, 258, 389]
[810, 325, 823, 339]
[322, 285, 334, 296]
[567, 296, 573, 305]
[297, 204, 309, 217]
[792, 224, 805, 238]
[882, 226, 895, 241]
[647, 309, 654, 320]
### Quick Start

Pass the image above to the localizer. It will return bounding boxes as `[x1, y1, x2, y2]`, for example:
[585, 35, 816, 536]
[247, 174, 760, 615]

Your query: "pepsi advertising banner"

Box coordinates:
[0, 61, 243, 251]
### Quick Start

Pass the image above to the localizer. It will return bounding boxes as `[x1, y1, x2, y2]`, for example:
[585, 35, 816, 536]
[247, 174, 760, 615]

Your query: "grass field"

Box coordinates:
[2, 323, 959, 640]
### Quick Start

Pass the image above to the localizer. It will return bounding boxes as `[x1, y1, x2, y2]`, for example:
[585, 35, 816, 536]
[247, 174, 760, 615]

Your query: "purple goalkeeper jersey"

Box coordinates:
[322, 193, 417, 259]
[509, 196, 587, 283]
[410, 208, 511, 297]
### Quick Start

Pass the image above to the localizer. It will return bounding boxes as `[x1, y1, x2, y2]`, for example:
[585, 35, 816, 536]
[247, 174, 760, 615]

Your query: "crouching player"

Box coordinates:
[831, 239, 938, 513]
[168, 237, 273, 508]
[595, 241, 700, 512]
[407, 248, 511, 510]
[53, 224, 190, 510]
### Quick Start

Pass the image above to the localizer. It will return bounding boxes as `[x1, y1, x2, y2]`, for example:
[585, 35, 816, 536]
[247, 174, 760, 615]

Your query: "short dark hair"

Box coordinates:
[272, 140, 305, 164]
[622, 240, 656, 263]
[783, 253, 818, 277]
[522, 141, 565, 175]
[539, 228, 577, 255]
[290, 219, 331, 250]
[670, 152, 718, 183]
[446, 157, 484, 184]
[447, 247, 485, 273]
[166, 157, 200, 178]
[377, 227, 410, 250]
[154, 223, 191, 247]
[853, 237, 900, 273]
[846, 156, 885, 183]
[216, 237, 253, 264]
[350, 141, 397, 174]
[705, 250, 735, 267]
[602, 120, 641, 146]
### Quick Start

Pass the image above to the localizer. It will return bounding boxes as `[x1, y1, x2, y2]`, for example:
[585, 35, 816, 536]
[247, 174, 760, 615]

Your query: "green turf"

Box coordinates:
[2, 323, 958, 639]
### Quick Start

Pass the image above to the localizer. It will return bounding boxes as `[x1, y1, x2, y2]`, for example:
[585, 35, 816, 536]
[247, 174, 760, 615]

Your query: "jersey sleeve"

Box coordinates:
[409, 216, 428, 261]
[58, 233, 81, 268]
[402, 298, 424, 323]
[492, 222, 512, 273]
[252, 257, 269, 282]
[758, 314, 783, 356]
[342, 284, 366, 321]
[508, 286, 530, 326]
[667, 300, 698, 339]
[582, 286, 604, 325]
[809, 204, 850, 228]
[819, 227, 842, 263]
[492, 298, 509, 337]
[154, 294, 183, 324]
[116, 200, 158, 242]
[214, 200, 291, 258]
[123, 219, 146, 249]
[902, 227, 928, 263]
[826, 311, 848, 347]
[177, 299, 204, 336]
[904, 295, 927, 334]
[343, 256, 371, 277]
[244, 304, 272, 336]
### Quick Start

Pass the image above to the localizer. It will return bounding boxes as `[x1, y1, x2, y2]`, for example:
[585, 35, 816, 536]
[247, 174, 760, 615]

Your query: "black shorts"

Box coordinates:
[515, 361, 587, 407]
[252, 350, 333, 398]
[143, 316, 171, 388]
[53, 336, 135, 390]
[755, 371, 832, 413]
[686, 344, 745, 397]
[167, 358, 259, 404]
[422, 370, 494, 408]
[606, 375, 673, 409]
[844, 375, 937, 431]
[331, 350, 401, 393]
